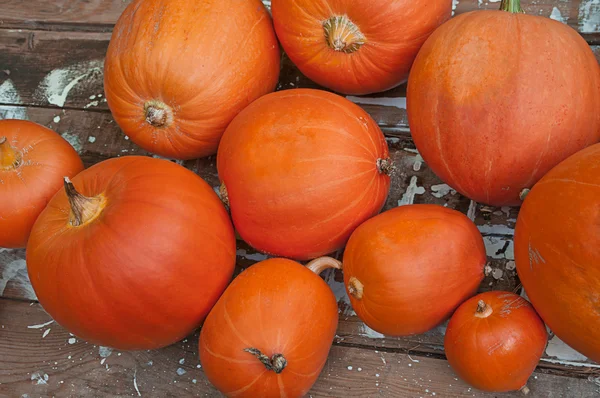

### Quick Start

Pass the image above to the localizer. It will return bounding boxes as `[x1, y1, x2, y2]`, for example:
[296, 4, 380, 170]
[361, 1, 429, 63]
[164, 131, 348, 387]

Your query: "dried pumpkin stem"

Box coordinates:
[0, 136, 22, 170]
[500, 0, 524, 13]
[347, 276, 364, 300]
[519, 188, 530, 201]
[64, 177, 107, 227]
[244, 348, 287, 374]
[219, 182, 230, 208]
[323, 15, 366, 54]
[306, 256, 342, 275]
[520, 385, 530, 395]
[377, 158, 394, 176]
[144, 100, 173, 128]
[474, 300, 494, 318]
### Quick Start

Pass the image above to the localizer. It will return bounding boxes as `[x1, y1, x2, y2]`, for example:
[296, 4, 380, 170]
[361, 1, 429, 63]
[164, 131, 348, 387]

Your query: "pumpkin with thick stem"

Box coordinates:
[407, 0, 600, 206]
[199, 257, 340, 397]
[271, 0, 451, 95]
[445, 291, 547, 394]
[104, 0, 280, 160]
[343, 205, 486, 336]
[0, 119, 83, 248]
[217, 89, 391, 260]
[26, 156, 236, 350]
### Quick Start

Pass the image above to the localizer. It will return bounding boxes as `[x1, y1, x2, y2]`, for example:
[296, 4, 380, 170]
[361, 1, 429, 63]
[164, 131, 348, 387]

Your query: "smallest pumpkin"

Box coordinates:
[445, 291, 547, 394]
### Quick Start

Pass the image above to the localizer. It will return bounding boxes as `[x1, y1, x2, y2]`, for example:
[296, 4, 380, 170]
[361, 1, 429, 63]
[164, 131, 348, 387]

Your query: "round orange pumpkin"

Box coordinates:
[445, 291, 547, 393]
[104, 0, 280, 160]
[199, 257, 340, 398]
[407, 0, 600, 206]
[271, 0, 451, 95]
[27, 156, 236, 350]
[0, 119, 83, 248]
[217, 88, 391, 260]
[515, 143, 600, 362]
[343, 204, 486, 336]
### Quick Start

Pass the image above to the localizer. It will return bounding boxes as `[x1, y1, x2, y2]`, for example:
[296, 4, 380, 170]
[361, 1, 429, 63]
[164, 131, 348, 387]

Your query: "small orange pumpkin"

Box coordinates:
[199, 257, 340, 397]
[0, 119, 83, 248]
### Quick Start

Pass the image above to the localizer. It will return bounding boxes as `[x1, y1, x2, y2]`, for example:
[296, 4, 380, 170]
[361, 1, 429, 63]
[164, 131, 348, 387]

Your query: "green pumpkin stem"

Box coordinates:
[500, 0, 524, 13]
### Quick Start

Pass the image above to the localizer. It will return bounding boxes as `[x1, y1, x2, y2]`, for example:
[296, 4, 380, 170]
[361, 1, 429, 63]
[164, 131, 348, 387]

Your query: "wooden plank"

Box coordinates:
[1, 299, 598, 398]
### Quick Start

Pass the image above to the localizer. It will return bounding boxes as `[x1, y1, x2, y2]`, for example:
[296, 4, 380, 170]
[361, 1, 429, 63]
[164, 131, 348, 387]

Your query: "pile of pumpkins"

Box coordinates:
[1, 0, 599, 396]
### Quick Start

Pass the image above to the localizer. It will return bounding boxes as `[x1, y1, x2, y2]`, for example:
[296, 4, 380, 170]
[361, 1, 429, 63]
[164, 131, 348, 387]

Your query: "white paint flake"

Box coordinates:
[467, 200, 477, 221]
[88, 136, 96, 143]
[0, 79, 27, 119]
[34, 60, 103, 107]
[345, 96, 407, 110]
[100, 358, 106, 365]
[452, 0, 459, 15]
[0, 259, 37, 300]
[99, 346, 113, 358]
[236, 249, 269, 262]
[134, 369, 141, 396]
[550, 7, 568, 23]
[61, 132, 83, 153]
[546, 335, 588, 362]
[430, 184, 456, 198]
[27, 320, 54, 329]
[579, 0, 600, 33]
[477, 224, 515, 236]
[359, 324, 385, 339]
[42, 329, 51, 338]
[324, 268, 355, 316]
[483, 237, 515, 260]
[176, 368, 186, 376]
[31, 372, 49, 385]
[68, 337, 76, 344]
[398, 176, 425, 206]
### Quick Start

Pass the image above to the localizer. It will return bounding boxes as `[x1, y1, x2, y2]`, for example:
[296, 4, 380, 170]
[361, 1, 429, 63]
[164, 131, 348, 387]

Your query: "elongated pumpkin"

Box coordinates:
[407, 0, 600, 206]
[445, 291, 547, 393]
[27, 156, 236, 350]
[515, 143, 600, 362]
[0, 119, 83, 248]
[199, 257, 340, 398]
[272, 0, 451, 95]
[217, 88, 391, 260]
[104, 0, 280, 160]
[343, 205, 486, 336]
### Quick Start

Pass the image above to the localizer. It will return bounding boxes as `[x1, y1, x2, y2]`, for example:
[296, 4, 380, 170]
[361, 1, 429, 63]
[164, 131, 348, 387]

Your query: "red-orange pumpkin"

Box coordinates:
[104, 0, 280, 160]
[217, 88, 391, 260]
[27, 156, 236, 350]
[199, 257, 340, 398]
[407, 0, 600, 206]
[343, 205, 486, 336]
[0, 120, 83, 248]
[272, 0, 451, 95]
[445, 291, 547, 393]
[515, 143, 600, 362]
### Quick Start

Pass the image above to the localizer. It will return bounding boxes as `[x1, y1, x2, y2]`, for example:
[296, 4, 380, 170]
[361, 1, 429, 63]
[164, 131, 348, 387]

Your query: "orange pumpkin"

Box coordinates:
[445, 291, 547, 393]
[271, 0, 451, 95]
[343, 205, 486, 336]
[407, 0, 600, 206]
[104, 0, 280, 160]
[217, 89, 391, 260]
[0, 120, 83, 248]
[199, 257, 340, 398]
[27, 156, 236, 350]
[515, 143, 600, 362]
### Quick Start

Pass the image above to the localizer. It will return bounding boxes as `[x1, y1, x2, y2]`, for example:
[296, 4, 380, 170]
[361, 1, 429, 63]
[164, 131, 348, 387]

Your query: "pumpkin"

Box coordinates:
[0, 120, 83, 248]
[343, 204, 486, 336]
[217, 88, 391, 260]
[445, 291, 547, 393]
[26, 156, 236, 350]
[271, 0, 451, 95]
[104, 0, 280, 160]
[407, 0, 600, 206]
[515, 143, 600, 362]
[199, 257, 340, 398]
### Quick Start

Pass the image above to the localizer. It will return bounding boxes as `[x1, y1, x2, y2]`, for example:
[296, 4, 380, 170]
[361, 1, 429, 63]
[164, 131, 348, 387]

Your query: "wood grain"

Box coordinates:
[1, 299, 599, 398]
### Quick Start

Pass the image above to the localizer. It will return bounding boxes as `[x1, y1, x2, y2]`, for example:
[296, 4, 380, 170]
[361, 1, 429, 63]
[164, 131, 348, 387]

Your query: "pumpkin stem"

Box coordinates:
[519, 188, 530, 201]
[64, 177, 107, 227]
[323, 16, 366, 54]
[244, 348, 287, 374]
[347, 276, 364, 300]
[219, 182, 230, 208]
[0, 136, 22, 170]
[500, 0, 524, 13]
[520, 385, 530, 395]
[144, 100, 173, 128]
[377, 158, 394, 176]
[474, 300, 494, 318]
[306, 256, 342, 275]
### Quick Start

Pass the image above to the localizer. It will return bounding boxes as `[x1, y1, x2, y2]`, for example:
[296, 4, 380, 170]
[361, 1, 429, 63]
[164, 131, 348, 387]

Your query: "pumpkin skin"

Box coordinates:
[104, 0, 280, 160]
[199, 257, 340, 398]
[217, 89, 391, 260]
[271, 0, 451, 95]
[515, 143, 600, 362]
[407, 7, 600, 206]
[26, 156, 236, 350]
[445, 291, 547, 393]
[0, 120, 83, 248]
[343, 205, 486, 336]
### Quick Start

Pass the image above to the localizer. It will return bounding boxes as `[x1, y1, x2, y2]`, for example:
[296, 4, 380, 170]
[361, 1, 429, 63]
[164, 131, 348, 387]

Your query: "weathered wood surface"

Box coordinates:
[1, 299, 599, 398]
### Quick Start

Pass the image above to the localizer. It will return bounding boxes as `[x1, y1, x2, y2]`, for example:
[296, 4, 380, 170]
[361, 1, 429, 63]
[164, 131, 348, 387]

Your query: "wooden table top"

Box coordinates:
[1, 1, 599, 396]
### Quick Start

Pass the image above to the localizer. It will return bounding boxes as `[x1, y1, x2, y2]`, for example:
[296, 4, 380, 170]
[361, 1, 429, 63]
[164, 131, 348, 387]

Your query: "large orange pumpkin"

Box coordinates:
[515, 143, 600, 362]
[104, 0, 280, 160]
[407, 0, 600, 206]
[343, 205, 486, 336]
[271, 0, 451, 95]
[217, 89, 391, 260]
[445, 291, 547, 393]
[0, 120, 83, 248]
[199, 257, 340, 398]
[27, 156, 236, 350]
